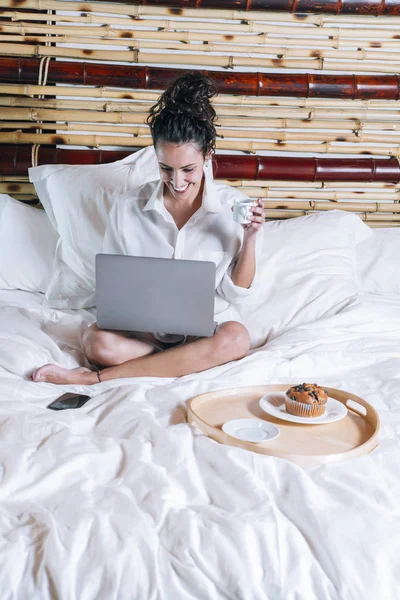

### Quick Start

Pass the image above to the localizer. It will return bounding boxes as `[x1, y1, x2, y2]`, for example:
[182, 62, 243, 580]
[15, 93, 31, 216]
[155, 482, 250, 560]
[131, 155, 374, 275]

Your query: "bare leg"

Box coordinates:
[30, 321, 250, 385]
[81, 322, 159, 367]
[30, 322, 159, 384]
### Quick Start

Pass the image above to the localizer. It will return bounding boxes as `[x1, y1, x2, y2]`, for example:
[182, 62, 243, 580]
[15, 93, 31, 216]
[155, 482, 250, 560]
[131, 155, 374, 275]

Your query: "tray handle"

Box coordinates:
[324, 386, 378, 426]
[343, 395, 379, 431]
[346, 398, 367, 417]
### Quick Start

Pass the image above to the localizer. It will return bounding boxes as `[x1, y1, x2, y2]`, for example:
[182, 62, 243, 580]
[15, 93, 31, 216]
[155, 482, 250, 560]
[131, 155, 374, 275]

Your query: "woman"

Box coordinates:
[31, 72, 265, 385]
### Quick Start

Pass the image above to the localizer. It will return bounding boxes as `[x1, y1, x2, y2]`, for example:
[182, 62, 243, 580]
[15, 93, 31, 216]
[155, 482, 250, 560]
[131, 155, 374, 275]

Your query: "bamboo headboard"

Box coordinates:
[1, 0, 400, 227]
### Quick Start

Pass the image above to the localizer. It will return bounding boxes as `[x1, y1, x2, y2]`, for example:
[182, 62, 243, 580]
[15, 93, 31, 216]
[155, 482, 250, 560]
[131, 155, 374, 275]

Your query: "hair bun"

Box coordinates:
[147, 71, 218, 156]
[165, 72, 217, 121]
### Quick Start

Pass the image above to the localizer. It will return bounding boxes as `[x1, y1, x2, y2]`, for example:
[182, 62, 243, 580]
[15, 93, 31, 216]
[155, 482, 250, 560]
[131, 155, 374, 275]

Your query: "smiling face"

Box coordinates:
[156, 141, 209, 205]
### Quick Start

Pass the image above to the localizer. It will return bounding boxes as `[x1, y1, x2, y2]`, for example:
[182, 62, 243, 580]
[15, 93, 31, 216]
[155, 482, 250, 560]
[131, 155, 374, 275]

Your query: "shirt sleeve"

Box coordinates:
[101, 194, 129, 255]
[216, 228, 264, 305]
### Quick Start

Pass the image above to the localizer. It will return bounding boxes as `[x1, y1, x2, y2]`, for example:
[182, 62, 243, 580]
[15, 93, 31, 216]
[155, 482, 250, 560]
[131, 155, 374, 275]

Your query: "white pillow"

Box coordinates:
[355, 228, 400, 295]
[29, 146, 160, 309]
[237, 210, 373, 347]
[30, 147, 215, 309]
[0, 194, 58, 293]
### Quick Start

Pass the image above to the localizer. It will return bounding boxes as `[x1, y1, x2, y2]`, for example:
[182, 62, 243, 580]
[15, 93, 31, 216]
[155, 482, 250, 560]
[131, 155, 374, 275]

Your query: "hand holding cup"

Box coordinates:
[232, 198, 265, 236]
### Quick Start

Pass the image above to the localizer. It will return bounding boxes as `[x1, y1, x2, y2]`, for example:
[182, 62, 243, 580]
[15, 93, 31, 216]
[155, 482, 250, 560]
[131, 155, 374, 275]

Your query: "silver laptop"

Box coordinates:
[95, 254, 217, 337]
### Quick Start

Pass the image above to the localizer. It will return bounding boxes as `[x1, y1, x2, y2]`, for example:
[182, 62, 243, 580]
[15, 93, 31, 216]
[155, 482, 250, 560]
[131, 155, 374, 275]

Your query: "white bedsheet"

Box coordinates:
[0, 288, 399, 600]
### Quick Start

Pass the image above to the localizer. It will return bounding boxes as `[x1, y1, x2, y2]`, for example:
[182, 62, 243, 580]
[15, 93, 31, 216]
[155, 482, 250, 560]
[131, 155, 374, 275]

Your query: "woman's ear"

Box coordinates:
[205, 150, 213, 164]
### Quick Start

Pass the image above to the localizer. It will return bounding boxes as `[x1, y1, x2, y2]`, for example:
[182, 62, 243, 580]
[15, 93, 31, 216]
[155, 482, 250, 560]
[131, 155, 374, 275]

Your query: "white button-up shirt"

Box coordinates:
[101, 173, 263, 326]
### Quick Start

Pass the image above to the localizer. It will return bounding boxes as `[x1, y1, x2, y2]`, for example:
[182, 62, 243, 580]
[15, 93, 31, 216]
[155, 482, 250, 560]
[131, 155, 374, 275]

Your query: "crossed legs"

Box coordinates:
[83, 323, 162, 366]
[30, 320, 251, 385]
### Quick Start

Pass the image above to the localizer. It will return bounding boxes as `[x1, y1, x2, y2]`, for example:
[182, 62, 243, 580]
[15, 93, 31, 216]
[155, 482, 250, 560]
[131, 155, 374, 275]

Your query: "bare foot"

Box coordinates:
[30, 364, 94, 385]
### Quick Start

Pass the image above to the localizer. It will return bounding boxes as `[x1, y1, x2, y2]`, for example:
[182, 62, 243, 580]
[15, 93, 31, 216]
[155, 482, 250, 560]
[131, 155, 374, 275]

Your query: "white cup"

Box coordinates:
[232, 198, 257, 225]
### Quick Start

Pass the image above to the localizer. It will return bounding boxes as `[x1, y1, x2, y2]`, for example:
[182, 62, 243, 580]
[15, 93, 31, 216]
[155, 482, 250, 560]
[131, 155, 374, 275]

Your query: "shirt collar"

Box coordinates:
[142, 179, 164, 213]
[142, 172, 222, 215]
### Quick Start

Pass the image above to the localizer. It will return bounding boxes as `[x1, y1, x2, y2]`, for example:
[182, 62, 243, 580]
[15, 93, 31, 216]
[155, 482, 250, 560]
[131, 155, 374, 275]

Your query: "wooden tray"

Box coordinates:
[187, 384, 380, 468]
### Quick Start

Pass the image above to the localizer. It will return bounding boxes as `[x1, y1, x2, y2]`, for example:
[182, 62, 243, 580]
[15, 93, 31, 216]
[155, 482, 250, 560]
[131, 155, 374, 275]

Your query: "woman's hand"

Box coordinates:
[231, 199, 264, 287]
[242, 198, 265, 238]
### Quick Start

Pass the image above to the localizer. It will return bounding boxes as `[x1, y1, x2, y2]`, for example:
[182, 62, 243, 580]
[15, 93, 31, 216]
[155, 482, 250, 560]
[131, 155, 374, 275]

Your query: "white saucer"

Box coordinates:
[222, 418, 280, 443]
[259, 392, 347, 425]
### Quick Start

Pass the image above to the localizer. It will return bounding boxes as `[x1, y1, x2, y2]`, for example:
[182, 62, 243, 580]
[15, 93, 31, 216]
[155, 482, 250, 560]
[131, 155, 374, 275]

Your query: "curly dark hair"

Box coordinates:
[146, 71, 218, 157]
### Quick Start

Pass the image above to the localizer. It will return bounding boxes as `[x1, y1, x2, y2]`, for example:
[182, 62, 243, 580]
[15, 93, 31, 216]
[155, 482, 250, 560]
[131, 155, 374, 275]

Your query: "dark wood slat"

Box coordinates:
[77, 0, 400, 16]
[1, 59, 400, 100]
[2, 145, 399, 181]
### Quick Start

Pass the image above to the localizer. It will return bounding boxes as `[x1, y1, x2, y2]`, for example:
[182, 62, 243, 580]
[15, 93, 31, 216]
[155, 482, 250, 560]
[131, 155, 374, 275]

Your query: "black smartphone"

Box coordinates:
[47, 392, 92, 411]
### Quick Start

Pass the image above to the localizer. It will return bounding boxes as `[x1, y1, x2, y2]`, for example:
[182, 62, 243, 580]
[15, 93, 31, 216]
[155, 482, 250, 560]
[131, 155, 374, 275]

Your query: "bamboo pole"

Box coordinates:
[4, 84, 400, 115]
[8, 31, 399, 50]
[0, 11, 287, 29]
[224, 180, 400, 188]
[259, 201, 400, 212]
[3, 22, 400, 50]
[4, 121, 400, 145]
[5, 190, 399, 214]
[3, 177, 398, 192]
[322, 182, 400, 188]
[215, 140, 400, 156]
[2, 0, 400, 18]
[0, 108, 386, 131]
[368, 222, 400, 227]
[0, 131, 151, 147]
[2, 131, 400, 156]
[0, 176, 30, 182]
[3, 118, 399, 135]
[3, 188, 399, 214]
[2, 146, 399, 181]
[217, 131, 400, 143]
[0, 32, 346, 50]
[365, 212, 400, 221]
[264, 210, 316, 219]
[62, 0, 400, 16]
[0, 122, 147, 134]
[2, 98, 400, 125]
[2, 34, 343, 54]
[4, 32, 400, 60]
[0, 183, 35, 194]
[4, 23, 400, 50]
[3, 7, 400, 31]
[0, 43, 320, 69]
[214, 97, 400, 109]
[0, 84, 162, 102]
[261, 210, 400, 222]
[4, 34, 400, 64]
[14, 176, 397, 192]
[3, 59, 400, 101]
[237, 190, 400, 202]
[6, 195, 39, 202]
[3, 43, 400, 74]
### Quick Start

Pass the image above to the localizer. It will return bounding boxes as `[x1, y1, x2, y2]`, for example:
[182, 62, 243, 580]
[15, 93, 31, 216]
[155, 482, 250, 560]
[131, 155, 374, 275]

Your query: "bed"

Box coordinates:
[2, 1, 400, 598]
[1, 207, 400, 598]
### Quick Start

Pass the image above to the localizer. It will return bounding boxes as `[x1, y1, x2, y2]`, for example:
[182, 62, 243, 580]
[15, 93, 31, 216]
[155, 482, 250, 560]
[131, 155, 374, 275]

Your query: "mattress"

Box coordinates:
[0, 288, 400, 599]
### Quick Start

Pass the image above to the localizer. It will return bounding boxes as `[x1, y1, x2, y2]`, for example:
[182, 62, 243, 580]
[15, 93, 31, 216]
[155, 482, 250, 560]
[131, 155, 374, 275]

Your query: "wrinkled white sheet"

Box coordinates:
[0, 288, 400, 600]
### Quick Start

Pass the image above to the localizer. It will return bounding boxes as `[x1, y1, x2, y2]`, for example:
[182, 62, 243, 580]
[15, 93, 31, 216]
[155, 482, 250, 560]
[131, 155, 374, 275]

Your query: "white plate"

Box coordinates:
[222, 418, 280, 443]
[259, 392, 348, 425]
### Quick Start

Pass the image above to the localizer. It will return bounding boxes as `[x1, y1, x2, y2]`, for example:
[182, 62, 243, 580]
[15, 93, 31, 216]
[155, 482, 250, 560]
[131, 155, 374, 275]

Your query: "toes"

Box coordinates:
[30, 365, 51, 383]
[32, 370, 43, 382]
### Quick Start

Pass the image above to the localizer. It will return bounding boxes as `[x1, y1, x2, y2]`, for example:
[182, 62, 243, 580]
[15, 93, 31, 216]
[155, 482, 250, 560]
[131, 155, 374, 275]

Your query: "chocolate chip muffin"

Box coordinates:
[285, 383, 328, 418]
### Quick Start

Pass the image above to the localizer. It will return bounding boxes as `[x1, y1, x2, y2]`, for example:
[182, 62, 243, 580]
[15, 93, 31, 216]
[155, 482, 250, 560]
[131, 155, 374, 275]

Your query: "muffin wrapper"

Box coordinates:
[285, 396, 326, 418]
